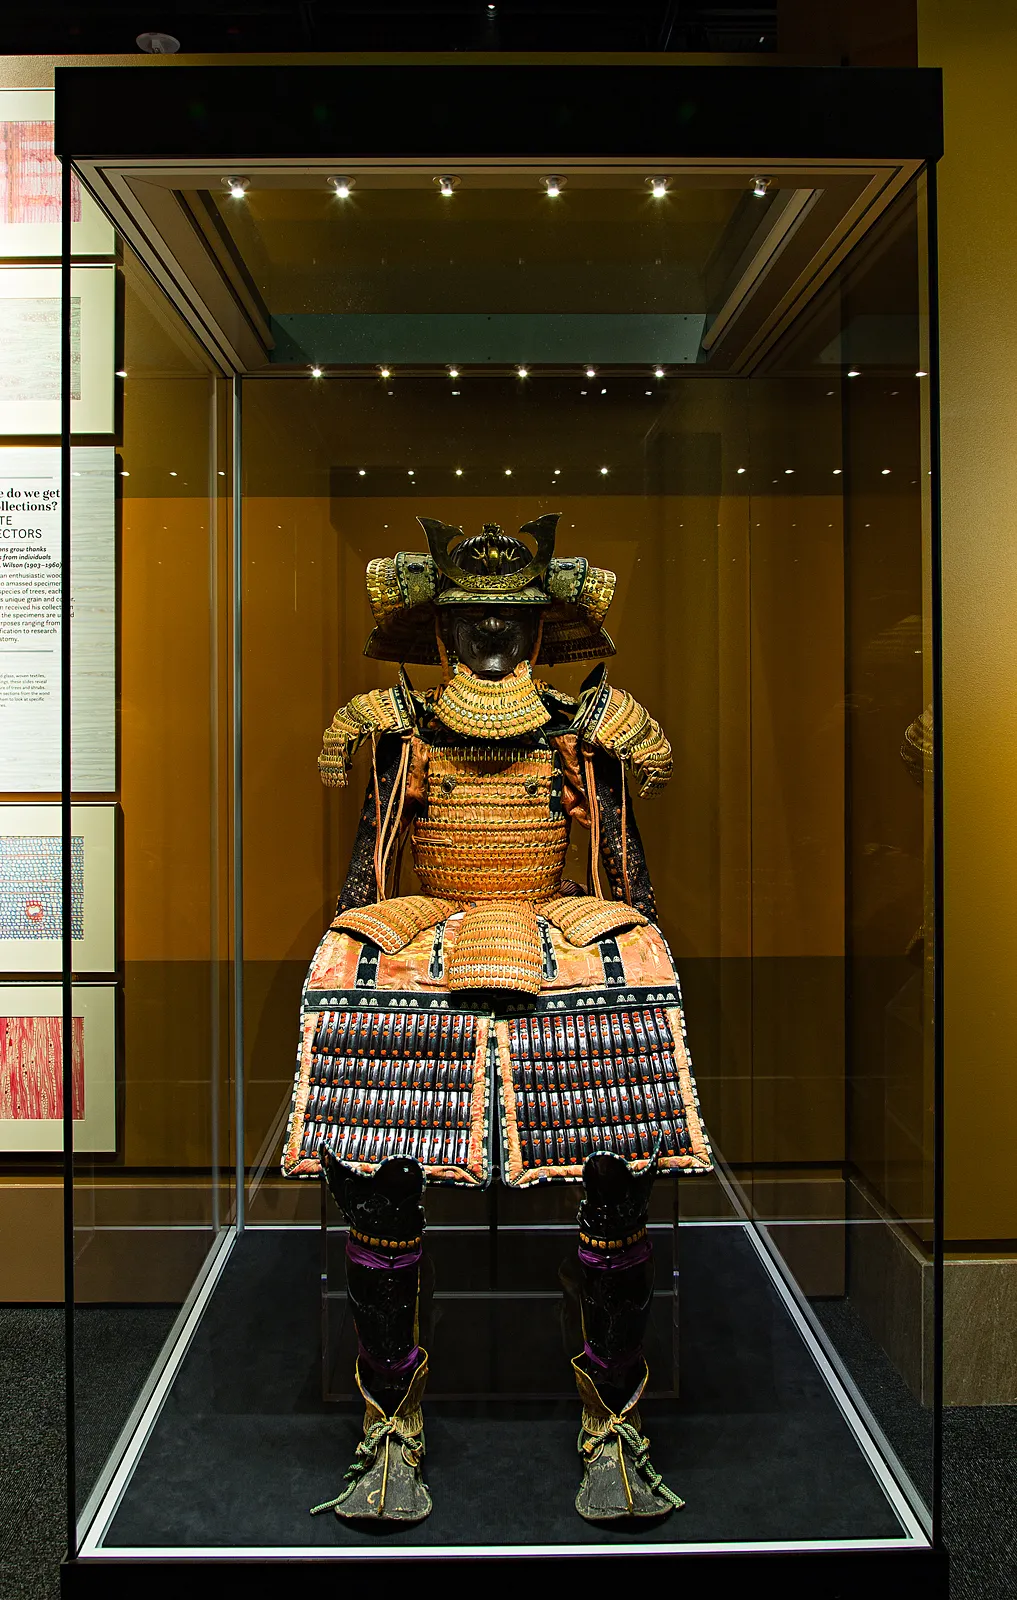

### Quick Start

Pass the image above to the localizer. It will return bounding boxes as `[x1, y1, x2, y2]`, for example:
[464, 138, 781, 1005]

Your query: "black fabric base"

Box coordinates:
[103, 1224, 905, 1550]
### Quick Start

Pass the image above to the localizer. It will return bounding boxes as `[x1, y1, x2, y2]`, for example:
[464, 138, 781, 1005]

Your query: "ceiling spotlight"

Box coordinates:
[120, 469, 130, 476]
[455, 468, 463, 476]
[600, 467, 609, 476]
[115, 369, 127, 378]
[654, 366, 665, 378]
[784, 468, 794, 474]
[358, 469, 366, 476]
[585, 367, 596, 378]
[847, 368, 861, 378]
[752, 176, 771, 198]
[434, 175, 460, 197]
[310, 366, 323, 378]
[916, 369, 928, 377]
[222, 176, 249, 199]
[329, 176, 355, 198]
[517, 366, 529, 378]
[543, 175, 566, 197]
[137, 30, 180, 52]
[553, 469, 561, 475]
[380, 367, 391, 378]
[647, 178, 668, 199]
[881, 468, 891, 475]
[408, 470, 414, 476]
[737, 466, 746, 475]
[448, 366, 459, 378]
[505, 468, 513, 476]
[833, 468, 842, 475]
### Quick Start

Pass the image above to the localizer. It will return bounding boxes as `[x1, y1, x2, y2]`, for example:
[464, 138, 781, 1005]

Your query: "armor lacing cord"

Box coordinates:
[583, 747, 605, 900]
[378, 739, 411, 896]
[619, 756, 631, 905]
[579, 1417, 684, 1512]
[371, 733, 384, 897]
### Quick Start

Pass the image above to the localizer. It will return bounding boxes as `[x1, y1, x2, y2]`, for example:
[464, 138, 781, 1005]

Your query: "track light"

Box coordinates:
[329, 177, 355, 198]
[310, 366, 323, 378]
[752, 176, 771, 198]
[647, 178, 668, 199]
[543, 175, 565, 197]
[222, 177, 249, 199]
[434, 175, 460, 198]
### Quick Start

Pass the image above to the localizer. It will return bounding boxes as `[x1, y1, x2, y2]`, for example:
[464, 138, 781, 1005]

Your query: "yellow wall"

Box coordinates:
[920, 1, 1017, 1241]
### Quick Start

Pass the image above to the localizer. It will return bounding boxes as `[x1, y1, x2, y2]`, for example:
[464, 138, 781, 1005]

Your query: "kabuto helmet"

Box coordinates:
[364, 512, 617, 666]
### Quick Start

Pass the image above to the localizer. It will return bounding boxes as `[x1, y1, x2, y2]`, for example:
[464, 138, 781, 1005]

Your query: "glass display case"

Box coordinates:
[53, 60, 945, 1586]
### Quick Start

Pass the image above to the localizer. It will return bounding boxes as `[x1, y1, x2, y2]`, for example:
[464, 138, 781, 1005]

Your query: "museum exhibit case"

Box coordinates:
[50, 60, 945, 1586]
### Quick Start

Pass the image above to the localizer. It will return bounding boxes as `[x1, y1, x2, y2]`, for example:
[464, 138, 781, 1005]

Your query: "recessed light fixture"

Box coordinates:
[833, 469, 842, 475]
[647, 178, 668, 199]
[881, 468, 891, 475]
[517, 366, 529, 378]
[448, 366, 459, 378]
[600, 466, 609, 475]
[451, 390, 461, 395]
[358, 469, 366, 476]
[120, 470, 129, 476]
[848, 368, 861, 378]
[408, 470, 414, 476]
[504, 468, 512, 476]
[380, 367, 391, 378]
[455, 468, 463, 476]
[585, 367, 596, 378]
[329, 177, 355, 198]
[543, 176, 565, 197]
[600, 388, 607, 395]
[222, 177, 249, 199]
[737, 466, 746, 475]
[169, 471, 177, 477]
[553, 469, 561, 475]
[435, 175, 460, 198]
[916, 369, 928, 377]
[654, 367, 665, 379]
[218, 471, 225, 477]
[115, 369, 127, 378]
[310, 366, 323, 378]
[784, 468, 794, 475]
[752, 176, 771, 198]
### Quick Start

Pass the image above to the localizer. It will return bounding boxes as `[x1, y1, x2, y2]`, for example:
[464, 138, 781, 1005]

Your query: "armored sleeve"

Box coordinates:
[591, 749, 657, 920]
[334, 733, 408, 914]
[571, 668, 672, 799]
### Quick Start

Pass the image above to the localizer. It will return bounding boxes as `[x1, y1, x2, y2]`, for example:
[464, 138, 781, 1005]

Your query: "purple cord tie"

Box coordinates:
[583, 1339, 642, 1375]
[578, 1236, 653, 1271]
[359, 1341, 420, 1382]
[346, 1236, 422, 1272]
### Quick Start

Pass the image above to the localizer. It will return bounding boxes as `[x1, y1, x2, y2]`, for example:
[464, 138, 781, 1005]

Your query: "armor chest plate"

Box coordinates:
[412, 744, 568, 902]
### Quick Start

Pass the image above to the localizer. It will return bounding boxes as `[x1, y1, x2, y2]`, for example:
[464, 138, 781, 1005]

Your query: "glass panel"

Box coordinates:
[754, 175, 935, 1512]
[71, 245, 233, 1522]
[67, 156, 937, 1556]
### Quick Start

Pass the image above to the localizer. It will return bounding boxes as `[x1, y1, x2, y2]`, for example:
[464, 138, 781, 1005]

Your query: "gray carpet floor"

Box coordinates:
[0, 1294, 1013, 1595]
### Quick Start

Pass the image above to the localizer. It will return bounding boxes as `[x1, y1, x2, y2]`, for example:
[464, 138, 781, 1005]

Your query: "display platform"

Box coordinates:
[72, 1222, 922, 1561]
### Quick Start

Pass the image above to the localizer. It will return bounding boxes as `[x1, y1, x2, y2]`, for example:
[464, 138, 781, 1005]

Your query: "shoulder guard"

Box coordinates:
[318, 685, 414, 788]
[571, 667, 672, 798]
[539, 682, 579, 714]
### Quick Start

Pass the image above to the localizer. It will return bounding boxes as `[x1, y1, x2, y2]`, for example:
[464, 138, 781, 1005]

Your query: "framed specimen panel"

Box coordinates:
[0, 803, 116, 973]
[0, 265, 115, 434]
[0, 980, 115, 1152]
[0, 89, 114, 258]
